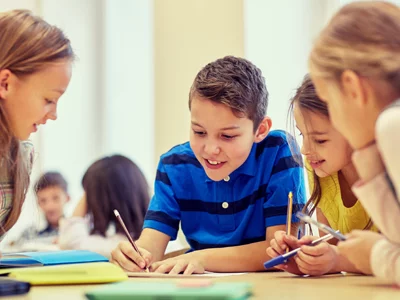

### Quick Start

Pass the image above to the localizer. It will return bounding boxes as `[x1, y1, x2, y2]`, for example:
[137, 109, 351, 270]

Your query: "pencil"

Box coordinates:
[113, 209, 150, 272]
[286, 191, 293, 253]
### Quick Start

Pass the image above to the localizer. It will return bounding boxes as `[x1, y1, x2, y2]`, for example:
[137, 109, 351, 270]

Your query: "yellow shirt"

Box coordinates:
[306, 166, 379, 234]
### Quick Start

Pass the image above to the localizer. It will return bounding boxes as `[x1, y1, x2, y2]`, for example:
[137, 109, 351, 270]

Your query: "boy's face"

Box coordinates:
[37, 186, 69, 227]
[190, 96, 269, 181]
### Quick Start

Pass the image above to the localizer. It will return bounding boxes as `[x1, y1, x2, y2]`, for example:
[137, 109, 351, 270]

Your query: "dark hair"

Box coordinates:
[288, 74, 372, 230]
[34, 171, 68, 194]
[189, 56, 268, 130]
[288, 75, 328, 218]
[82, 155, 150, 239]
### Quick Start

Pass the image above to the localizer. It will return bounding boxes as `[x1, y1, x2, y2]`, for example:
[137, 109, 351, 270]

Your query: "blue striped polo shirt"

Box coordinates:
[143, 130, 306, 251]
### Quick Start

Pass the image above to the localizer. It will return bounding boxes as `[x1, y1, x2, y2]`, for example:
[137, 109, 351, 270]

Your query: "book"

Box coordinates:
[0, 262, 127, 285]
[0, 250, 108, 268]
[85, 281, 252, 299]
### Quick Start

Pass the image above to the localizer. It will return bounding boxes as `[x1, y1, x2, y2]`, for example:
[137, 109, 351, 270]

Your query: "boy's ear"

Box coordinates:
[0, 69, 12, 100]
[254, 116, 272, 143]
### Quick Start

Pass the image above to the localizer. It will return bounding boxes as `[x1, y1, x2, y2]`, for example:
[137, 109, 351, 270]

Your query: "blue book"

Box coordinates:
[0, 250, 108, 268]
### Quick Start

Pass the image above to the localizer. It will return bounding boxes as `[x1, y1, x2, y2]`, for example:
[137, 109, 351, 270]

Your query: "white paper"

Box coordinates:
[126, 271, 246, 278]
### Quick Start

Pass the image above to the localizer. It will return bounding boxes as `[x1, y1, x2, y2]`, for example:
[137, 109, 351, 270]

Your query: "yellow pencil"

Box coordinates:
[286, 191, 293, 253]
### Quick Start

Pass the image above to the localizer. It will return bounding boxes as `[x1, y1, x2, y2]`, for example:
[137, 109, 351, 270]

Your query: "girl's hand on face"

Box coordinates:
[72, 194, 88, 217]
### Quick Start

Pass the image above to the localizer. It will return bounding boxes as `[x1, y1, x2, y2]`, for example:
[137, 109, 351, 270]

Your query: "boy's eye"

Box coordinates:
[222, 134, 236, 140]
[45, 99, 54, 104]
[193, 130, 205, 136]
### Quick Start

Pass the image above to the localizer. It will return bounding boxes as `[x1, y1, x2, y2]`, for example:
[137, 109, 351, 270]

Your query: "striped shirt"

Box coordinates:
[0, 141, 34, 235]
[143, 130, 306, 251]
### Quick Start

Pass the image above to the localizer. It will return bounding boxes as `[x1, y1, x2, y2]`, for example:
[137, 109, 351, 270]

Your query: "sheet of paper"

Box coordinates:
[126, 271, 246, 278]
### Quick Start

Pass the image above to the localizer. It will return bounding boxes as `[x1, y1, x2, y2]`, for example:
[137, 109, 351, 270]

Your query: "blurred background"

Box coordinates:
[1, 0, 397, 247]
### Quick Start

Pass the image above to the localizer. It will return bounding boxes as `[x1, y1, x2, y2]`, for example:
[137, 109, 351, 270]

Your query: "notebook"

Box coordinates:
[0, 262, 127, 285]
[85, 281, 252, 300]
[0, 250, 108, 268]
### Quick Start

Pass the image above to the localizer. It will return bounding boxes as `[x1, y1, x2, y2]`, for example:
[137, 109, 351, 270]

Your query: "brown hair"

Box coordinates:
[289, 75, 373, 230]
[34, 171, 68, 194]
[82, 155, 150, 239]
[189, 56, 268, 130]
[309, 1, 400, 92]
[0, 10, 74, 234]
[288, 75, 329, 218]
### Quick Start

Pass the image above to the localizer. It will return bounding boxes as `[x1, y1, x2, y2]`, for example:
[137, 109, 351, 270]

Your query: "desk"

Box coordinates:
[9, 272, 399, 300]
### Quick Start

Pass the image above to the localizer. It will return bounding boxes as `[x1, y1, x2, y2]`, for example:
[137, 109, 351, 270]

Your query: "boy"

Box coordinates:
[16, 171, 69, 245]
[111, 56, 305, 274]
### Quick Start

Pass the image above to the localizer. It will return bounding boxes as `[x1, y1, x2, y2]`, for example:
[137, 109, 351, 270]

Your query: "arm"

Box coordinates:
[351, 124, 400, 242]
[151, 225, 286, 274]
[371, 239, 400, 286]
[72, 194, 87, 217]
[111, 159, 179, 271]
[58, 217, 125, 259]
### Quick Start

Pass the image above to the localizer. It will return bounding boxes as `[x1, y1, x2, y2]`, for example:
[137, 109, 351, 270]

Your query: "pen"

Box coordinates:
[286, 191, 293, 253]
[295, 211, 347, 241]
[113, 209, 150, 272]
[264, 232, 336, 269]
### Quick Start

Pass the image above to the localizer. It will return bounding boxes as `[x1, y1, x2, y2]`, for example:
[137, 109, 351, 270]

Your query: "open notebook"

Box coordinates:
[0, 250, 108, 268]
[0, 262, 127, 285]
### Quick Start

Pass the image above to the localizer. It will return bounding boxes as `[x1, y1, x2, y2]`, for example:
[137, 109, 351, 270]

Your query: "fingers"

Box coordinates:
[282, 235, 301, 250]
[300, 241, 330, 256]
[110, 241, 150, 272]
[151, 258, 205, 275]
[294, 243, 335, 276]
[270, 231, 299, 254]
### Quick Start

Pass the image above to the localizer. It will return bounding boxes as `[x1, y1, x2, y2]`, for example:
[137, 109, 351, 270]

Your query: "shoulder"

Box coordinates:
[159, 142, 200, 168]
[376, 104, 400, 145]
[255, 130, 300, 163]
[257, 130, 290, 148]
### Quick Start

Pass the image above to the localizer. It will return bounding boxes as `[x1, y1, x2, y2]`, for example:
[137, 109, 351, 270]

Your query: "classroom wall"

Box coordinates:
[153, 0, 245, 162]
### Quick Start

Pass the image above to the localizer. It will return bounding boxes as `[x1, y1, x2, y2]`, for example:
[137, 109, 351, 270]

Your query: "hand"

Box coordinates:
[72, 194, 88, 217]
[337, 230, 384, 275]
[110, 241, 153, 272]
[266, 230, 303, 275]
[150, 253, 205, 275]
[294, 235, 338, 276]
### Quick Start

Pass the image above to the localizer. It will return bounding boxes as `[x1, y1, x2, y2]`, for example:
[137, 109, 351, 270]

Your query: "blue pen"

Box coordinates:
[296, 212, 347, 241]
[264, 233, 335, 269]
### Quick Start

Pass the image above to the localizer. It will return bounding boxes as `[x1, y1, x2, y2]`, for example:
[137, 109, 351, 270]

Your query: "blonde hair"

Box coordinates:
[0, 10, 74, 234]
[309, 1, 400, 90]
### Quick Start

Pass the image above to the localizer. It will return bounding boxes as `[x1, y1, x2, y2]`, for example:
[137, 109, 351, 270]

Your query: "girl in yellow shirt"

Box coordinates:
[267, 75, 377, 276]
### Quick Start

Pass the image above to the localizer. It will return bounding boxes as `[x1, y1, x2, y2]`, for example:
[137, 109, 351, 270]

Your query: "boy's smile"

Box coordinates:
[189, 96, 269, 181]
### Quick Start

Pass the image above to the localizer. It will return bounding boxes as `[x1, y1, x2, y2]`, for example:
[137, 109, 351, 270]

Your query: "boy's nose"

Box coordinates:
[204, 142, 221, 155]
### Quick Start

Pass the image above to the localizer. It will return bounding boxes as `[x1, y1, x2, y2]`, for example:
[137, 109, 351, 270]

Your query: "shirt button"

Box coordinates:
[223, 176, 230, 182]
[222, 202, 229, 209]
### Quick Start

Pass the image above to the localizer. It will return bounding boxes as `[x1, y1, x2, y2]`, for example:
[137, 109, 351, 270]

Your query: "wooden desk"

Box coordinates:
[9, 271, 400, 300]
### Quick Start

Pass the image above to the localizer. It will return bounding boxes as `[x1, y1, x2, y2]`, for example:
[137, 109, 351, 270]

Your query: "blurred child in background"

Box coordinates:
[58, 155, 149, 258]
[12, 172, 69, 247]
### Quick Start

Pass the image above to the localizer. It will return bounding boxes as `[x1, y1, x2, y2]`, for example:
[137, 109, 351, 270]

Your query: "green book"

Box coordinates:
[85, 281, 252, 300]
